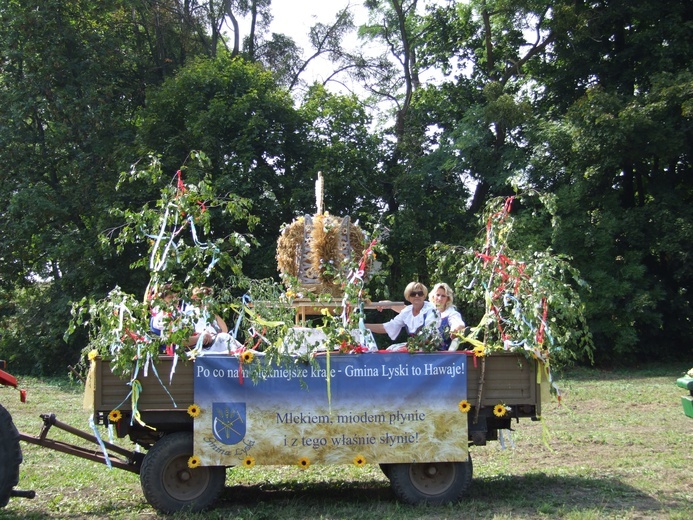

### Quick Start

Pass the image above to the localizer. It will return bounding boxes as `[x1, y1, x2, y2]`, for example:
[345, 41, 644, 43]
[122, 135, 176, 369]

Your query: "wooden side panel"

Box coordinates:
[89, 357, 194, 412]
[467, 353, 537, 406]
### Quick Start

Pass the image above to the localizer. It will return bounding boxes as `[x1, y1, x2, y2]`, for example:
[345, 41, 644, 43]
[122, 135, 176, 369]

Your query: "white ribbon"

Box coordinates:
[89, 415, 112, 469]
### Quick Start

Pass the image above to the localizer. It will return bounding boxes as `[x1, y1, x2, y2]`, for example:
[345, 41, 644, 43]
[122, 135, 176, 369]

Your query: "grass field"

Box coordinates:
[1, 362, 692, 519]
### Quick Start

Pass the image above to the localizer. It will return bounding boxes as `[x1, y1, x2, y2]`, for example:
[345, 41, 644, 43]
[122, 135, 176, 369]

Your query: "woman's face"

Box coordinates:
[433, 288, 448, 309]
[408, 288, 426, 307]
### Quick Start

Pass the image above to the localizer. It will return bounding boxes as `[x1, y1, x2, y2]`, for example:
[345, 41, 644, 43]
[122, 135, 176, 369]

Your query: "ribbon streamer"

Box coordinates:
[89, 415, 112, 469]
[130, 379, 155, 430]
[232, 294, 251, 339]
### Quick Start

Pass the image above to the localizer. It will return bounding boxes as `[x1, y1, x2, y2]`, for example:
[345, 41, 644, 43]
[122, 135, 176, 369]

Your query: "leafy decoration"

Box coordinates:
[428, 193, 594, 368]
[65, 152, 258, 377]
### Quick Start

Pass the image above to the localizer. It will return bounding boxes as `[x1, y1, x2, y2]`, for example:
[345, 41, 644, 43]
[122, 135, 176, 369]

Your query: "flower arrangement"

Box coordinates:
[405, 321, 443, 353]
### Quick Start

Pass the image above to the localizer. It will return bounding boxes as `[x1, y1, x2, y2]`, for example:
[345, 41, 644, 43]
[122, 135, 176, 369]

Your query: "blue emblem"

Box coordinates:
[212, 402, 246, 445]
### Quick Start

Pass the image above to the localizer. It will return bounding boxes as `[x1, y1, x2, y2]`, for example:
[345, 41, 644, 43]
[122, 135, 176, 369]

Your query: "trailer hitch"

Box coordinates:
[19, 413, 144, 474]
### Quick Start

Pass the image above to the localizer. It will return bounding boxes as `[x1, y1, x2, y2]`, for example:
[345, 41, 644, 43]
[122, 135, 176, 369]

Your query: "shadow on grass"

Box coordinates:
[0, 511, 52, 520]
[204, 472, 669, 518]
[220, 477, 393, 505]
[470, 472, 668, 515]
[0, 473, 674, 519]
[559, 361, 693, 382]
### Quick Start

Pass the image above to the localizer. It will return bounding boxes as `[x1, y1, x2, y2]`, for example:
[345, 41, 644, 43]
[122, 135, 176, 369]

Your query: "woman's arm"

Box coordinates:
[365, 323, 386, 334]
[214, 315, 229, 333]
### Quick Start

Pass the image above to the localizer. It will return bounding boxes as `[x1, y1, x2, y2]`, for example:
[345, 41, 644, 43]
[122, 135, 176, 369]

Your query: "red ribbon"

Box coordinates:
[176, 170, 186, 194]
[535, 297, 548, 346]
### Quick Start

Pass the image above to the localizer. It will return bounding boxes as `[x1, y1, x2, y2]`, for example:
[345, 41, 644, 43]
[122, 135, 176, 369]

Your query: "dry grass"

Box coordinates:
[1, 363, 692, 519]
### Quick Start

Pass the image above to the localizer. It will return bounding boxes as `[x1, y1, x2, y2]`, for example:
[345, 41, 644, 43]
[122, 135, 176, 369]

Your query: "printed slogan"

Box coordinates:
[193, 352, 468, 466]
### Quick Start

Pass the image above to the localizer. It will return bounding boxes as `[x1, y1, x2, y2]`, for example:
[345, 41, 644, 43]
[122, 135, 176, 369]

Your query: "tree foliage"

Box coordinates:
[1, 0, 692, 373]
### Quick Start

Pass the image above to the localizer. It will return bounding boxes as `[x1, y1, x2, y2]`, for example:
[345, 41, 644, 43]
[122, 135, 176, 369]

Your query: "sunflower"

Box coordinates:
[493, 404, 507, 417]
[473, 345, 486, 358]
[88, 349, 99, 361]
[241, 350, 254, 363]
[298, 457, 311, 469]
[188, 455, 201, 469]
[458, 400, 471, 413]
[353, 455, 366, 467]
[242, 456, 255, 468]
[187, 404, 201, 418]
[108, 409, 122, 423]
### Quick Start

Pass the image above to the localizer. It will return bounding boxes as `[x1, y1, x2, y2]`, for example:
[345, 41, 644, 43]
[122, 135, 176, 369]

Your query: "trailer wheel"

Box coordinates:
[0, 404, 22, 508]
[139, 432, 225, 513]
[388, 455, 473, 505]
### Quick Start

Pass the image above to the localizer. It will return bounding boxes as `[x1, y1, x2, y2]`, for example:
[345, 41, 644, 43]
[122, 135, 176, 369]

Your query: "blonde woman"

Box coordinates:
[430, 282, 465, 350]
[366, 282, 437, 342]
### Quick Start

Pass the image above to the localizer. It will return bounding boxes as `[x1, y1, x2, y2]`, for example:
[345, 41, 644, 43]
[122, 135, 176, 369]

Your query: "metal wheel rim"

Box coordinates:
[408, 462, 456, 496]
[161, 454, 212, 501]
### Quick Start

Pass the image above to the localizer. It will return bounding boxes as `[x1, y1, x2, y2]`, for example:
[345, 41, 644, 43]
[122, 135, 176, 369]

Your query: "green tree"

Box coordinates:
[0, 0, 149, 372]
[523, 1, 693, 361]
[297, 85, 382, 219]
[134, 56, 309, 279]
[68, 152, 258, 378]
[0, 0, 224, 373]
[419, 0, 564, 210]
[428, 193, 594, 368]
[351, 1, 477, 289]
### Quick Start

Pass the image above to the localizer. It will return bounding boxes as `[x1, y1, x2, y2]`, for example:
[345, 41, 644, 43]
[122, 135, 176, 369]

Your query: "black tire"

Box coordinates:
[139, 432, 225, 513]
[388, 455, 473, 505]
[0, 404, 22, 508]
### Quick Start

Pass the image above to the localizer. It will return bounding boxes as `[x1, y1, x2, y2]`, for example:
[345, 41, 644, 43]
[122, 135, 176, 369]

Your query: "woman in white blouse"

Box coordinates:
[366, 282, 438, 341]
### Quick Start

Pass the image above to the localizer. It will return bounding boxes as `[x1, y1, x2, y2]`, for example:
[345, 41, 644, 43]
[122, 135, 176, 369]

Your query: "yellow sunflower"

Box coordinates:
[88, 349, 99, 361]
[298, 457, 311, 469]
[108, 409, 122, 423]
[473, 345, 486, 357]
[493, 404, 507, 417]
[241, 350, 254, 363]
[353, 455, 366, 467]
[458, 400, 471, 413]
[188, 455, 201, 469]
[243, 456, 255, 468]
[187, 404, 201, 418]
